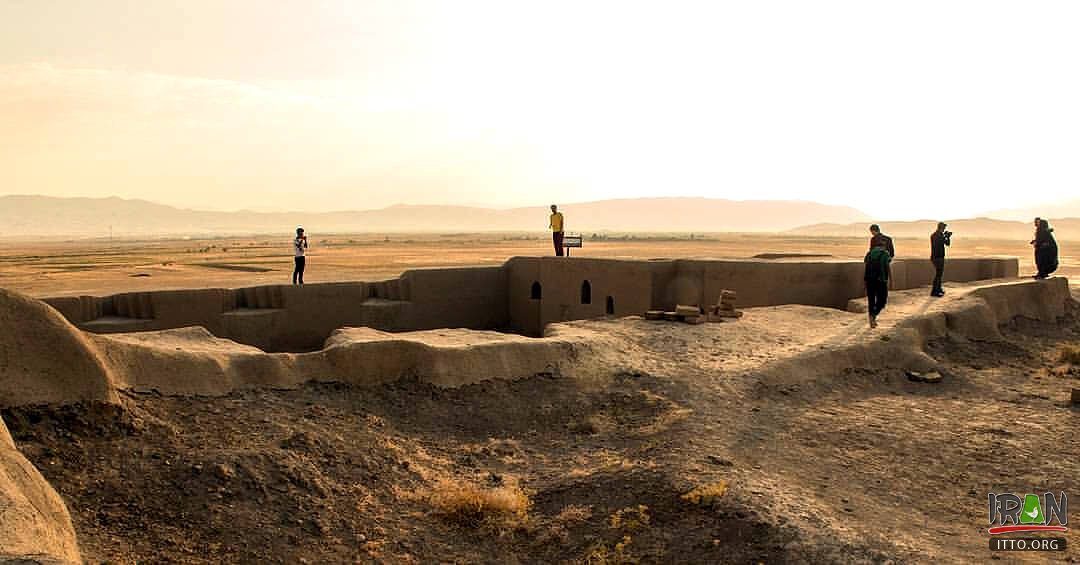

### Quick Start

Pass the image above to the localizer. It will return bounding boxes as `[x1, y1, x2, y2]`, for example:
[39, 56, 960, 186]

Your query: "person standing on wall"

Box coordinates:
[929, 222, 951, 297]
[549, 204, 565, 257]
[1032, 218, 1058, 279]
[292, 226, 308, 285]
[865, 239, 892, 328]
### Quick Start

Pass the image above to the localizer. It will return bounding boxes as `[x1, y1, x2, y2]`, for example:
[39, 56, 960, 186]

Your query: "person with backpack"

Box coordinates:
[865, 239, 892, 328]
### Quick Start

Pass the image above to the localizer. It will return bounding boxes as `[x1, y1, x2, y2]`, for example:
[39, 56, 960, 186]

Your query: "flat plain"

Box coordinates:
[1, 232, 1073, 297]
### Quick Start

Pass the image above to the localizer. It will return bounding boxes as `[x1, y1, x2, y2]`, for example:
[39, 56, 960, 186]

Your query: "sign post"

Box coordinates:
[563, 234, 583, 256]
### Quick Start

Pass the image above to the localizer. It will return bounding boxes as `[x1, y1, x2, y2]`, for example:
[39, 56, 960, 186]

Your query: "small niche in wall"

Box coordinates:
[606, 296, 615, 315]
[531, 281, 542, 300]
[580, 280, 592, 304]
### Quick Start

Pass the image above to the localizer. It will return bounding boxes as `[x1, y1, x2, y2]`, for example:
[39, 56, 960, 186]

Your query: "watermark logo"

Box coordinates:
[988, 492, 1068, 535]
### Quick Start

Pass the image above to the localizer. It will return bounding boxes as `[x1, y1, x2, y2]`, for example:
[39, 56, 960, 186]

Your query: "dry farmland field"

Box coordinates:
[1, 232, 1073, 298]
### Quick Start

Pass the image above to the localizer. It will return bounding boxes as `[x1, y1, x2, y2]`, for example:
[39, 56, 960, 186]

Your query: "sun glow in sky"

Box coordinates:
[1, 1, 1078, 219]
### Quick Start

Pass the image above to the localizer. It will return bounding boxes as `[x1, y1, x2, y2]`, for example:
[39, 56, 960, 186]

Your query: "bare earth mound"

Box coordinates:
[0, 407, 80, 564]
[0, 288, 117, 407]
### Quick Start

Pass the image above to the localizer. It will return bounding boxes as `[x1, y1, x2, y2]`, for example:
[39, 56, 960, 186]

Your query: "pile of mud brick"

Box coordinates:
[644, 290, 742, 324]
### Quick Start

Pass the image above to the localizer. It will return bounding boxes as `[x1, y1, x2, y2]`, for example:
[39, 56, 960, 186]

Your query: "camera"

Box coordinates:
[943, 231, 953, 243]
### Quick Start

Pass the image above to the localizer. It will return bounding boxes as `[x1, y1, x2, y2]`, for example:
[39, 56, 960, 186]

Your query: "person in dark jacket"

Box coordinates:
[1032, 218, 1058, 279]
[869, 224, 895, 258]
[930, 222, 951, 297]
[864, 240, 892, 328]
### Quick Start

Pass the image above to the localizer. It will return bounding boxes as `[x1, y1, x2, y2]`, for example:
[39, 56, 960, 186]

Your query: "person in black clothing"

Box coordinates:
[868, 224, 895, 258]
[930, 222, 951, 297]
[1032, 218, 1058, 279]
[864, 240, 892, 328]
[869, 224, 895, 286]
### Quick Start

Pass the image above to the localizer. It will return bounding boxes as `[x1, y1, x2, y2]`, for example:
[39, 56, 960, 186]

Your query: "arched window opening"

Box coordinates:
[580, 280, 592, 304]
[606, 296, 615, 315]
[530, 281, 542, 300]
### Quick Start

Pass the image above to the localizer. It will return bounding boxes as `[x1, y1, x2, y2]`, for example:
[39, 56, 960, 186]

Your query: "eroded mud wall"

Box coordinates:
[42, 257, 1018, 342]
[0, 288, 117, 407]
[45, 267, 507, 351]
[510, 257, 1020, 334]
[505, 257, 656, 336]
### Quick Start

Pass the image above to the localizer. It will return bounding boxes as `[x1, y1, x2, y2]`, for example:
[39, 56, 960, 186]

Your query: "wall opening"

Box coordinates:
[606, 296, 615, 315]
[581, 280, 592, 304]
[530, 281, 542, 300]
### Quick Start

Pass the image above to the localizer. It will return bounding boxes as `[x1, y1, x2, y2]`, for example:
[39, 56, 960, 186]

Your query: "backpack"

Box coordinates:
[865, 248, 890, 282]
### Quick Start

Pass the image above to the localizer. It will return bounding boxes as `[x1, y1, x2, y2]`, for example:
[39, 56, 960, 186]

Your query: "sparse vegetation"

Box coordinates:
[609, 505, 650, 532]
[579, 505, 652, 563]
[533, 504, 593, 546]
[584, 535, 637, 565]
[554, 504, 593, 524]
[681, 480, 729, 507]
[427, 478, 530, 530]
[1057, 344, 1080, 365]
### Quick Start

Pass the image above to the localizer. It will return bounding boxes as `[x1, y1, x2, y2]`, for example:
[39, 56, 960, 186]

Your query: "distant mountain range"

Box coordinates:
[789, 217, 1080, 240]
[980, 199, 1080, 222]
[5, 194, 1076, 239]
[0, 195, 872, 237]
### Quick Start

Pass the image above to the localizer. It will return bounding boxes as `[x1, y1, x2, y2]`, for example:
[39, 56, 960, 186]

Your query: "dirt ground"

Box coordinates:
[1, 232, 1073, 297]
[5, 297, 1078, 564]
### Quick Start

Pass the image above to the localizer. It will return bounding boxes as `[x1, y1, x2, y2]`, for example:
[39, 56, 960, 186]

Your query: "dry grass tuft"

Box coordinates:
[555, 504, 593, 523]
[1057, 344, 1080, 365]
[681, 480, 729, 507]
[609, 505, 650, 532]
[427, 478, 530, 529]
[535, 504, 594, 546]
[584, 535, 637, 564]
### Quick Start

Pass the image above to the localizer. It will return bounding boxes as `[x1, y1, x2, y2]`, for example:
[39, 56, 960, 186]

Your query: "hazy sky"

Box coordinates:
[1, 1, 1078, 219]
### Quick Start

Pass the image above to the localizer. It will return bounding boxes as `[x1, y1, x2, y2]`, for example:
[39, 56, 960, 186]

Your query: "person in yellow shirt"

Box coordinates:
[549, 204, 565, 256]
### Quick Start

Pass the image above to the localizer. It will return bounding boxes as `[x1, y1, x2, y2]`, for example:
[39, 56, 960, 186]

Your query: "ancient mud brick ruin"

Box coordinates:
[41, 256, 1018, 349]
[4, 255, 1075, 563]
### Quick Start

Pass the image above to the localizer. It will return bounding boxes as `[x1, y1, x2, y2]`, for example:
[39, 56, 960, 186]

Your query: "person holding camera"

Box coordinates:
[930, 222, 951, 297]
[292, 226, 308, 285]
